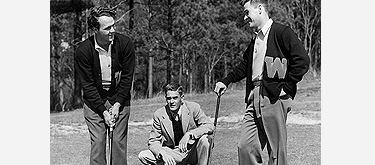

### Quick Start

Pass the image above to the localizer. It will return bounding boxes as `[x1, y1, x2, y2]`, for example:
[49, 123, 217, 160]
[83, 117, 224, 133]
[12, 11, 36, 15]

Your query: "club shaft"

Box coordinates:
[207, 95, 221, 165]
[214, 95, 221, 127]
[108, 127, 113, 165]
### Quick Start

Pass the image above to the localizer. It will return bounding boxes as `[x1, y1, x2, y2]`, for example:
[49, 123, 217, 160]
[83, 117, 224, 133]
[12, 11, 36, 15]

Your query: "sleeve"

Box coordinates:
[281, 27, 310, 91]
[188, 103, 215, 139]
[115, 39, 136, 104]
[220, 42, 251, 86]
[148, 112, 164, 157]
[74, 48, 106, 113]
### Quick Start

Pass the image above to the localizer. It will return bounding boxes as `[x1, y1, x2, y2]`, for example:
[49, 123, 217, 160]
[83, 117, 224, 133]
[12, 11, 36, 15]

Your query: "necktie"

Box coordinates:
[171, 112, 179, 121]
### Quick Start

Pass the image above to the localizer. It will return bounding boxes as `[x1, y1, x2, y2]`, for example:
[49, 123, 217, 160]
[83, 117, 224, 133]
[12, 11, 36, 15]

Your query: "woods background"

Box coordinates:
[50, 0, 321, 112]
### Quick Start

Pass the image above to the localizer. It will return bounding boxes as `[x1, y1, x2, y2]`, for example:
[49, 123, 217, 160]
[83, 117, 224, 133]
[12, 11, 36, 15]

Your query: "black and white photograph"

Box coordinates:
[49, 0, 322, 164]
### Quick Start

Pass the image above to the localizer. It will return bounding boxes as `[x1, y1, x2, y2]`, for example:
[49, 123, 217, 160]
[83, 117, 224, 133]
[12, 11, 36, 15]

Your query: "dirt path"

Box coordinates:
[51, 111, 320, 137]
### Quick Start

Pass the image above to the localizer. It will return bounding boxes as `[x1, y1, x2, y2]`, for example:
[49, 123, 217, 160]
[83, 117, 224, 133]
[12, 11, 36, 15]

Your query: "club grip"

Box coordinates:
[214, 95, 221, 127]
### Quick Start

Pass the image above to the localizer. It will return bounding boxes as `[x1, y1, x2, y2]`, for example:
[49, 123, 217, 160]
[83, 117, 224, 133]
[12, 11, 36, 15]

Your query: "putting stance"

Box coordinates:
[138, 83, 214, 165]
[75, 6, 135, 165]
[214, 0, 309, 164]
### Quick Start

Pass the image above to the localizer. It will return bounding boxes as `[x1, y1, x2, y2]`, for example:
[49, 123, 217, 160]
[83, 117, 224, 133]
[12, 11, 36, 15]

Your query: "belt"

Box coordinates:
[250, 79, 263, 118]
[253, 80, 262, 87]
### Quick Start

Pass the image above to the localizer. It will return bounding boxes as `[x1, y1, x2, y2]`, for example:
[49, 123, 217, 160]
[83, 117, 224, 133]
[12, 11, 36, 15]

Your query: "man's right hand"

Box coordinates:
[103, 110, 115, 127]
[159, 150, 176, 165]
[214, 82, 227, 96]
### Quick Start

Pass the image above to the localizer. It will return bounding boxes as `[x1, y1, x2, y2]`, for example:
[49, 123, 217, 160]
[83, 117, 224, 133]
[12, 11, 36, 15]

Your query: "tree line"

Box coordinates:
[50, 0, 320, 112]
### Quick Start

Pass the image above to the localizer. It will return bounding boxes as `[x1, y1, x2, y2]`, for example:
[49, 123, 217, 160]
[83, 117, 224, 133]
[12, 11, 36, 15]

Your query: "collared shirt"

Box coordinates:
[252, 19, 273, 81]
[94, 34, 113, 90]
[168, 107, 182, 122]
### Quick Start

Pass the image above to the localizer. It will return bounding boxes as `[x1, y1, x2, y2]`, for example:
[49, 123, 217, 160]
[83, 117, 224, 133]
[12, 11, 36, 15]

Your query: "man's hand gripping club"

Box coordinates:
[103, 102, 121, 128]
[214, 82, 227, 96]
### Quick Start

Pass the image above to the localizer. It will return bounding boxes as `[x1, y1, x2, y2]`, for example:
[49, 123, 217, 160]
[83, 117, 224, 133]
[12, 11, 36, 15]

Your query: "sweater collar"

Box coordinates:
[255, 18, 273, 37]
[94, 34, 114, 52]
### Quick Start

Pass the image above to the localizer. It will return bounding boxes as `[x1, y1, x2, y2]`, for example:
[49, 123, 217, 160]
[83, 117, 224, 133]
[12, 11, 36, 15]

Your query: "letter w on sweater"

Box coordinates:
[264, 57, 287, 79]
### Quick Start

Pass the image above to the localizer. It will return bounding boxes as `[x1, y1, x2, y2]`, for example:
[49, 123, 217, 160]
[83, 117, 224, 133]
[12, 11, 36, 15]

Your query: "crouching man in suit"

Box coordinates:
[138, 83, 215, 165]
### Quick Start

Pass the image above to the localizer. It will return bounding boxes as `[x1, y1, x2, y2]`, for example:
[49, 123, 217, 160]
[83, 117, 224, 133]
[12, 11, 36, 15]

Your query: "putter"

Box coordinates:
[207, 94, 221, 165]
[108, 125, 113, 165]
[108, 112, 116, 165]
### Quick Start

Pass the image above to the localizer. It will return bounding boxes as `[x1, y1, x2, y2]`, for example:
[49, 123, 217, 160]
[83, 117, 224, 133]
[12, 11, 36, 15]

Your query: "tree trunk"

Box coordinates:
[85, 9, 89, 39]
[179, 54, 183, 85]
[73, 11, 83, 109]
[167, 51, 171, 84]
[51, 34, 57, 111]
[224, 55, 227, 77]
[211, 69, 214, 91]
[58, 49, 64, 111]
[129, 0, 134, 30]
[147, 1, 153, 98]
[189, 71, 193, 94]
[59, 81, 65, 112]
[51, 33, 56, 93]
[166, 0, 173, 84]
[309, 38, 316, 77]
[313, 51, 318, 77]
[148, 56, 153, 98]
[204, 71, 208, 94]
[189, 52, 195, 94]
[131, 57, 137, 99]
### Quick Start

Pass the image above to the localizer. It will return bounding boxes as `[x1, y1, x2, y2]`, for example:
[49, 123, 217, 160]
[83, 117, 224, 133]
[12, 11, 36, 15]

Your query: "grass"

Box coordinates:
[50, 78, 321, 165]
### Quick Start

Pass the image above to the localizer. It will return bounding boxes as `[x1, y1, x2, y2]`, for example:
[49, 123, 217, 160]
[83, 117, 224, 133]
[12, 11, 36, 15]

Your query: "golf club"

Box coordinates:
[108, 112, 116, 165]
[207, 94, 221, 165]
[108, 125, 113, 165]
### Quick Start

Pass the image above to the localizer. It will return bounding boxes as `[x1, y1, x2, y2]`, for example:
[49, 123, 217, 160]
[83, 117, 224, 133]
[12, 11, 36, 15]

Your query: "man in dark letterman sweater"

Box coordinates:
[214, 0, 309, 165]
[74, 6, 135, 165]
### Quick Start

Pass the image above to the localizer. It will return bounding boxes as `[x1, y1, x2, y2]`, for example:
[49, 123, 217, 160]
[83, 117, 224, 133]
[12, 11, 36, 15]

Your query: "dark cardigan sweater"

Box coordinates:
[74, 32, 135, 114]
[221, 22, 310, 104]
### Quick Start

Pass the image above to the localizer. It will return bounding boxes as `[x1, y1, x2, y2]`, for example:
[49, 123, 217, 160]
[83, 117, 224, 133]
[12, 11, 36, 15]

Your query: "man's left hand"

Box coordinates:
[109, 102, 121, 121]
[178, 132, 193, 153]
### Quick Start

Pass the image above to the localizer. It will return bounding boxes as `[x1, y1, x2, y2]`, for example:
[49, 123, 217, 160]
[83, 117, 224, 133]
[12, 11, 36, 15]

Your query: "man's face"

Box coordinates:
[97, 15, 115, 42]
[243, 1, 262, 30]
[166, 90, 183, 112]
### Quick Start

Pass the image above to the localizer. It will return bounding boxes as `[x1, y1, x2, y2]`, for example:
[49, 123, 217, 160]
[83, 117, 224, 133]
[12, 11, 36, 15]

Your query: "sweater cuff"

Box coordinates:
[220, 78, 231, 87]
[97, 104, 107, 114]
[115, 97, 125, 106]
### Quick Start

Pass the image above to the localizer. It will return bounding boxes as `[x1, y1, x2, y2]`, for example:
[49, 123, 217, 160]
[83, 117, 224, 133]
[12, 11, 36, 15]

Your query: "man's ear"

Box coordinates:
[92, 26, 99, 32]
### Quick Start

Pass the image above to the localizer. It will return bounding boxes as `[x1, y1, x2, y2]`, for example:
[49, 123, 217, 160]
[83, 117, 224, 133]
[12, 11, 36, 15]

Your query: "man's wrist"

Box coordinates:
[186, 132, 194, 139]
[103, 110, 110, 116]
[113, 102, 121, 108]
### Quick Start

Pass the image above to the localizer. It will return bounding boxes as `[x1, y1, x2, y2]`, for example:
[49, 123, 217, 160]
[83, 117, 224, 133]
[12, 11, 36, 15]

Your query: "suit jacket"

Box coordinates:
[74, 32, 135, 114]
[148, 101, 214, 157]
[221, 22, 310, 104]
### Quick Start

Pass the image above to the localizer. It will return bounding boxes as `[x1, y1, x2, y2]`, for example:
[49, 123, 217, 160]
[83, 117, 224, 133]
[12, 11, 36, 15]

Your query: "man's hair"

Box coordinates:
[163, 83, 184, 96]
[240, 0, 269, 10]
[88, 6, 116, 30]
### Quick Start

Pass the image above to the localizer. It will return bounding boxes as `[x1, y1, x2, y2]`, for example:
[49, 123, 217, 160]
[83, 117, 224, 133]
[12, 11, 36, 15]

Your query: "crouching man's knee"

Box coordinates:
[138, 150, 157, 165]
[197, 134, 211, 149]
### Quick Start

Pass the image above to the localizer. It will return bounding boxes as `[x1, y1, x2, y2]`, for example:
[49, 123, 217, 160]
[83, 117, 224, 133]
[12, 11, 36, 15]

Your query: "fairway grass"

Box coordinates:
[50, 78, 320, 165]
